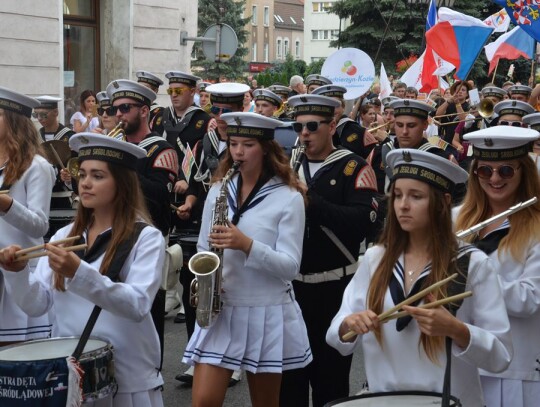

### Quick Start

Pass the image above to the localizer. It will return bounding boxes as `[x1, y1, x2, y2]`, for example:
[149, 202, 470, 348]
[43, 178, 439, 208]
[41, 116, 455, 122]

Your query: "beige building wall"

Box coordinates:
[244, 0, 274, 63]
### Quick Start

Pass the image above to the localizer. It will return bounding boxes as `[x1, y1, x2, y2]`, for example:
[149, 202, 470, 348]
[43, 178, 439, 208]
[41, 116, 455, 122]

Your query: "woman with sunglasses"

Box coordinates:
[0, 87, 56, 346]
[455, 126, 540, 407]
[93, 91, 120, 135]
[0, 132, 166, 407]
[183, 112, 311, 407]
[70, 89, 99, 133]
[492, 99, 535, 128]
[327, 149, 512, 407]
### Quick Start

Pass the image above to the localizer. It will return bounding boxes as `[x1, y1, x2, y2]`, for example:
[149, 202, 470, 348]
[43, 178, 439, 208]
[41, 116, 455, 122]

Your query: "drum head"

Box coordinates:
[0, 337, 107, 361]
[325, 391, 460, 406]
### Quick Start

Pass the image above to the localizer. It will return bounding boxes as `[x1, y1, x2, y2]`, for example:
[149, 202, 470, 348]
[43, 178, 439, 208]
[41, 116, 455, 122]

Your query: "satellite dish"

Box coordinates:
[202, 24, 238, 63]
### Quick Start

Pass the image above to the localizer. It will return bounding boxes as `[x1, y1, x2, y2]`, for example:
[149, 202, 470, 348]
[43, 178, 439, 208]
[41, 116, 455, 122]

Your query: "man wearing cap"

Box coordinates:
[312, 85, 378, 159]
[306, 74, 332, 94]
[290, 75, 307, 96]
[136, 70, 164, 133]
[493, 99, 535, 128]
[268, 84, 293, 119]
[508, 84, 533, 102]
[197, 81, 212, 112]
[280, 94, 379, 407]
[253, 88, 282, 118]
[478, 86, 507, 129]
[106, 78, 178, 369]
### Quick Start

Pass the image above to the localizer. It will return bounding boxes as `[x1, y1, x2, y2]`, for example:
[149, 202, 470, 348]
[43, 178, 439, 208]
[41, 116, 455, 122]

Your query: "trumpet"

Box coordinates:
[367, 121, 393, 133]
[107, 121, 125, 140]
[67, 157, 80, 180]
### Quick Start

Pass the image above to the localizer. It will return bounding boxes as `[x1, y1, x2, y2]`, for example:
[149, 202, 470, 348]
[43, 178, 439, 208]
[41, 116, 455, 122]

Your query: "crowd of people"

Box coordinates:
[0, 66, 539, 407]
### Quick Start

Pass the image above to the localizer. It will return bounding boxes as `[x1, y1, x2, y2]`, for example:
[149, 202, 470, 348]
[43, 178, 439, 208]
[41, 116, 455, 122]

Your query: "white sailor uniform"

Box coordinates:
[182, 175, 312, 373]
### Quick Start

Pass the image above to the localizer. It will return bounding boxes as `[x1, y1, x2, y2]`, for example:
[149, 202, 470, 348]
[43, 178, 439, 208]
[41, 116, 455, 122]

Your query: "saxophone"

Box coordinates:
[188, 161, 241, 328]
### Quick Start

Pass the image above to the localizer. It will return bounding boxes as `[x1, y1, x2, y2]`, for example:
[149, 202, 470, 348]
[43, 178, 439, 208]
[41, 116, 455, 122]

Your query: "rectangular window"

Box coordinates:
[284, 39, 289, 56]
[252, 5, 257, 25]
[312, 30, 337, 40]
[252, 42, 258, 62]
[277, 39, 282, 59]
[264, 6, 269, 26]
[295, 40, 300, 58]
[312, 2, 334, 13]
[264, 43, 269, 62]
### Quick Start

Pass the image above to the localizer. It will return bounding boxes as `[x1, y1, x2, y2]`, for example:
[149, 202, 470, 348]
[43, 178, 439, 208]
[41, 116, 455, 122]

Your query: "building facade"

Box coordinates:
[274, 0, 304, 62]
[0, 0, 197, 124]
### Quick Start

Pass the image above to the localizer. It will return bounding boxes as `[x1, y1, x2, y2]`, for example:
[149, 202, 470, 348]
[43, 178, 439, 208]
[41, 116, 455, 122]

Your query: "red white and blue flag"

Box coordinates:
[426, 7, 494, 79]
[484, 26, 536, 74]
[492, 0, 540, 41]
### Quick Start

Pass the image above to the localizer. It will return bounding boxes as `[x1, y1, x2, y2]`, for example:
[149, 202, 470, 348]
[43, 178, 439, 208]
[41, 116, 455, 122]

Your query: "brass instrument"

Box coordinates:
[292, 143, 306, 173]
[367, 121, 393, 133]
[189, 161, 241, 328]
[107, 121, 125, 140]
[477, 98, 494, 118]
[67, 157, 80, 180]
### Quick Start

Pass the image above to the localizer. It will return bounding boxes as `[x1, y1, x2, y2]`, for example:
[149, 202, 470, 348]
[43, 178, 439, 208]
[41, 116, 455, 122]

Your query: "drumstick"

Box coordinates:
[48, 144, 66, 170]
[341, 273, 458, 341]
[16, 244, 87, 261]
[15, 236, 81, 257]
[0, 190, 9, 194]
[380, 291, 473, 323]
[170, 203, 179, 211]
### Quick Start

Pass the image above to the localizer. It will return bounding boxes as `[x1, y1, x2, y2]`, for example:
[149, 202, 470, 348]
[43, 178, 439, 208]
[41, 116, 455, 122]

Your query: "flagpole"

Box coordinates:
[531, 41, 537, 88]
[491, 59, 500, 84]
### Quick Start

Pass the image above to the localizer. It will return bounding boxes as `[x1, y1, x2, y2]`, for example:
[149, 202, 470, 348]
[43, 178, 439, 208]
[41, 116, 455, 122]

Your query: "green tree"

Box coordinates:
[255, 54, 309, 87]
[193, 0, 249, 81]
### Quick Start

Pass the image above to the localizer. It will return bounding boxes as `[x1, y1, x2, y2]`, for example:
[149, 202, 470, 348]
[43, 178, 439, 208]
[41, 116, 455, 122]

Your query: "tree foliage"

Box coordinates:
[193, 0, 250, 81]
[254, 54, 324, 87]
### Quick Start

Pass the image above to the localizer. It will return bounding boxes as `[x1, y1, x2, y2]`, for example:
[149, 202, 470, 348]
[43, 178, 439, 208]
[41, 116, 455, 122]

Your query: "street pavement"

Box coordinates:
[161, 312, 367, 406]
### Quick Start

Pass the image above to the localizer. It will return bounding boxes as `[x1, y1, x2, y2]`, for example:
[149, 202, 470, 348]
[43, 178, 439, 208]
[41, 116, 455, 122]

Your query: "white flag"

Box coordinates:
[399, 52, 425, 90]
[483, 8, 510, 33]
[431, 49, 455, 76]
[379, 63, 392, 99]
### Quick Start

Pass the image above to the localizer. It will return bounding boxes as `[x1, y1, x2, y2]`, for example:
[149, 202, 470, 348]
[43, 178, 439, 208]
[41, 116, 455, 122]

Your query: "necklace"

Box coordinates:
[404, 257, 429, 285]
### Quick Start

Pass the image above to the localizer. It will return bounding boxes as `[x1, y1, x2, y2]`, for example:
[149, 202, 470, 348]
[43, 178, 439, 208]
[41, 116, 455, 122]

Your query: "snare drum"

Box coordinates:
[46, 209, 77, 241]
[324, 391, 461, 406]
[0, 337, 115, 406]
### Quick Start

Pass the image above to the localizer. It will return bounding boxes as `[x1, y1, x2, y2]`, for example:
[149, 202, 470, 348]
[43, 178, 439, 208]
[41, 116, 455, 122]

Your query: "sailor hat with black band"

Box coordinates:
[508, 84, 533, 96]
[253, 89, 282, 107]
[522, 112, 540, 131]
[0, 86, 40, 118]
[136, 70, 163, 88]
[287, 94, 340, 117]
[96, 91, 111, 107]
[387, 149, 468, 193]
[389, 99, 434, 119]
[306, 74, 332, 87]
[106, 79, 156, 106]
[311, 84, 347, 99]
[197, 81, 212, 93]
[493, 99, 535, 118]
[69, 132, 146, 171]
[206, 83, 250, 105]
[165, 71, 200, 87]
[463, 127, 539, 161]
[381, 96, 400, 108]
[220, 112, 283, 140]
[35, 95, 62, 110]
[481, 86, 507, 99]
[268, 84, 292, 98]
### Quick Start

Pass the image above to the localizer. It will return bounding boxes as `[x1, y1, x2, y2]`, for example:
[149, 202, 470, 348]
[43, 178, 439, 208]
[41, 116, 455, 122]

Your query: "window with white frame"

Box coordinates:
[295, 39, 300, 58]
[264, 43, 269, 62]
[312, 2, 334, 13]
[276, 38, 282, 59]
[252, 42, 257, 62]
[312, 30, 340, 40]
[263, 6, 269, 26]
[284, 38, 289, 56]
[252, 5, 257, 25]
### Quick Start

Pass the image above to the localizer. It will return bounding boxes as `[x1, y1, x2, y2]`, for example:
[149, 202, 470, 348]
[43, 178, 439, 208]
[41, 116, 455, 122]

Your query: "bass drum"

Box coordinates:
[324, 391, 461, 406]
[274, 125, 299, 158]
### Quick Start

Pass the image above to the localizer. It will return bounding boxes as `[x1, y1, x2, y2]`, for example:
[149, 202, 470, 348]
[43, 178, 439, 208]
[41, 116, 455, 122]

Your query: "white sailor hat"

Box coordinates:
[136, 70, 163, 88]
[206, 83, 250, 105]
[389, 99, 434, 119]
[106, 79, 156, 106]
[69, 132, 146, 171]
[220, 112, 283, 140]
[387, 149, 468, 193]
[311, 85, 347, 99]
[481, 86, 507, 100]
[381, 96, 400, 108]
[522, 112, 540, 131]
[35, 95, 62, 110]
[288, 94, 340, 117]
[508, 84, 533, 96]
[493, 100, 535, 118]
[165, 71, 200, 87]
[268, 85, 291, 98]
[306, 74, 332, 87]
[197, 81, 212, 92]
[0, 86, 40, 118]
[95, 91, 111, 107]
[253, 89, 282, 107]
[463, 126, 539, 161]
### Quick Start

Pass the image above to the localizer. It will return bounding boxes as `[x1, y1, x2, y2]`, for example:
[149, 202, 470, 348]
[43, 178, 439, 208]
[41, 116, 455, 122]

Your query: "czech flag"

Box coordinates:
[485, 26, 535, 75]
[426, 8, 494, 79]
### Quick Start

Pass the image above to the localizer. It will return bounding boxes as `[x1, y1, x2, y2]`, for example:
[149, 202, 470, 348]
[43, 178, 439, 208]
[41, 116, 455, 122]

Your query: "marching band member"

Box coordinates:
[183, 112, 311, 407]
[508, 84, 532, 103]
[327, 149, 513, 407]
[93, 91, 120, 135]
[493, 99, 535, 128]
[0, 132, 166, 407]
[522, 112, 540, 172]
[136, 70, 164, 132]
[479, 86, 506, 128]
[197, 81, 212, 112]
[280, 95, 379, 407]
[253, 88, 282, 118]
[0, 87, 55, 345]
[456, 127, 540, 407]
[305, 74, 332, 94]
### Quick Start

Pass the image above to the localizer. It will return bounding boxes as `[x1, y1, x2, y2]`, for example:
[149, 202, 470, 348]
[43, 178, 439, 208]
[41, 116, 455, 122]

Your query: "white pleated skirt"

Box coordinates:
[182, 301, 312, 373]
[481, 376, 540, 407]
[85, 389, 164, 407]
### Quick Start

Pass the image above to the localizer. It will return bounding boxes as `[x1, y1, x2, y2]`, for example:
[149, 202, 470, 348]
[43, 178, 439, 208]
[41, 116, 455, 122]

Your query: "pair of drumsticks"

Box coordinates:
[342, 273, 472, 341]
[13, 236, 87, 262]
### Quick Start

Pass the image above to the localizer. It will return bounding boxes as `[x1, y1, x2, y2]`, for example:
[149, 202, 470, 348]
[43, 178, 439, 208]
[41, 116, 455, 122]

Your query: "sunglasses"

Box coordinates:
[97, 106, 115, 116]
[32, 112, 49, 119]
[167, 87, 189, 96]
[210, 106, 233, 115]
[474, 164, 520, 180]
[111, 103, 143, 114]
[292, 120, 332, 133]
[498, 120, 523, 128]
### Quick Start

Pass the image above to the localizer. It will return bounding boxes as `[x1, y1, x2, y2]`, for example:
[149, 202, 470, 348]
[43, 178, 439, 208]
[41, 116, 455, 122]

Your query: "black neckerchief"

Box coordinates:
[230, 172, 272, 225]
[0, 164, 10, 191]
[474, 227, 509, 255]
[75, 229, 113, 264]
